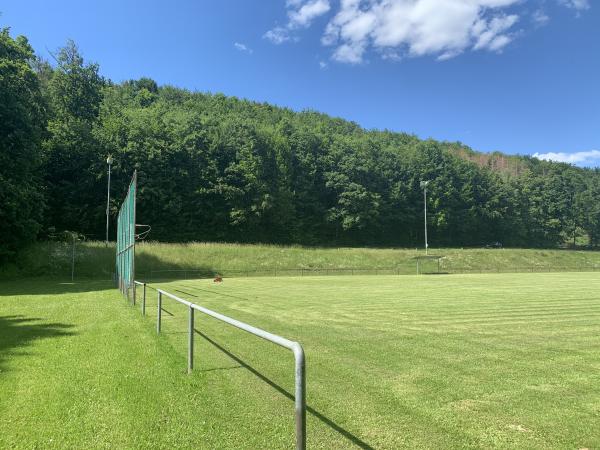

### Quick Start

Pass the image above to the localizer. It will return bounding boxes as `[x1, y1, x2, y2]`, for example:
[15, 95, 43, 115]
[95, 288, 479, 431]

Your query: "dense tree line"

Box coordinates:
[2, 28, 600, 262]
[0, 30, 46, 261]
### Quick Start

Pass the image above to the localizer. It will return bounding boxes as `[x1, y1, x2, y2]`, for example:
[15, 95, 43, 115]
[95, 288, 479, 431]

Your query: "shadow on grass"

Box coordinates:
[12, 241, 219, 283]
[0, 315, 75, 373]
[196, 329, 375, 450]
[0, 279, 115, 297]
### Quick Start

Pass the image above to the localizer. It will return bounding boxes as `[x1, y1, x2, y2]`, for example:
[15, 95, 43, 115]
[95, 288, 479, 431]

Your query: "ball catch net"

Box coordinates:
[116, 171, 137, 298]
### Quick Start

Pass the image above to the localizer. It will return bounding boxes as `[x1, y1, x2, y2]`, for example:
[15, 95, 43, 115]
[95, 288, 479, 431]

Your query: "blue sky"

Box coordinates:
[2, 0, 598, 165]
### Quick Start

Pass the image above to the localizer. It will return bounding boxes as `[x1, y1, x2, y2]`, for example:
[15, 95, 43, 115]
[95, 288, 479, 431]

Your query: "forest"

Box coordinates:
[2, 27, 600, 262]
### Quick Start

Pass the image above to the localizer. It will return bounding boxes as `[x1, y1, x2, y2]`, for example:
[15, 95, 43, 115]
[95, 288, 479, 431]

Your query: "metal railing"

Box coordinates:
[134, 282, 306, 450]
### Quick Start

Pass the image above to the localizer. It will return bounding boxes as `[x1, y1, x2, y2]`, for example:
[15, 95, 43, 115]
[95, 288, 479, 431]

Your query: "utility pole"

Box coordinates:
[71, 232, 76, 281]
[105, 155, 113, 246]
[420, 181, 430, 255]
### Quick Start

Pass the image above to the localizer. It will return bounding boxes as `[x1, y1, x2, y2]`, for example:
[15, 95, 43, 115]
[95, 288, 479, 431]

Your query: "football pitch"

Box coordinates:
[1, 273, 599, 449]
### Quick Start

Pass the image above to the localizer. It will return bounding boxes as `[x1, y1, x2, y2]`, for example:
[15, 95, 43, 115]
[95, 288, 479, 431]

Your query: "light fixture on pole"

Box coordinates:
[420, 180, 430, 255]
[105, 155, 113, 247]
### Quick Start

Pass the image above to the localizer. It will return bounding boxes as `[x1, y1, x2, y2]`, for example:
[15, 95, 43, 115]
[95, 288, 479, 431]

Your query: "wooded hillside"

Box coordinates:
[2, 28, 600, 261]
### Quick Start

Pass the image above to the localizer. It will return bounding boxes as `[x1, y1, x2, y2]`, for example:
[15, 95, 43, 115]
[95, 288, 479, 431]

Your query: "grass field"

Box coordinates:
[2, 273, 600, 448]
[6, 240, 600, 280]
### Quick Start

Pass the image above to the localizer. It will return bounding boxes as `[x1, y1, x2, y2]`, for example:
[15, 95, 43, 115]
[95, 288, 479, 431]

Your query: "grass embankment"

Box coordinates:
[5, 240, 600, 280]
[2, 273, 600, 448]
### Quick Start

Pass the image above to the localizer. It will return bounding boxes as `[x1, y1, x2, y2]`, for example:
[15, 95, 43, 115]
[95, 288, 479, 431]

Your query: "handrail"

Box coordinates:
[139, 283, 306, 450]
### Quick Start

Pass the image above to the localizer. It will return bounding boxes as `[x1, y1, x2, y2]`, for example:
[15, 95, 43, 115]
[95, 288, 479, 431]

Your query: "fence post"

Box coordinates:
[132, 282, 136, 306]
[188, 306, 194, 374]
[142, 283, 146, 316]
[157, 291, 162, 334]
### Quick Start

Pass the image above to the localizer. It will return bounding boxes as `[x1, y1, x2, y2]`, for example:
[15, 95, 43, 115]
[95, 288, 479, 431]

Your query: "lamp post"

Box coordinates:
[420, 180, 430, 255]
[105, 155, 113, 246]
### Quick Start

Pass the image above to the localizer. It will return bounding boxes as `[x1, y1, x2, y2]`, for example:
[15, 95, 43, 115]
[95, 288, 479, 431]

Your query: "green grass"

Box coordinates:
[6, 240, 600, 280]
[2, 273, 600, 448]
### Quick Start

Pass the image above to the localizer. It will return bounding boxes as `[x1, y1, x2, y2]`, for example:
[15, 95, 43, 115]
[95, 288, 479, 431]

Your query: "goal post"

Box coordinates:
[116, 171, 137, 299]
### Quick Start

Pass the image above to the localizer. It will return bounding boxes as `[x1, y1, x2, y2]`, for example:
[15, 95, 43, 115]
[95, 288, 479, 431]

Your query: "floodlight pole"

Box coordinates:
[420, 181, 430, 255]
[424, 186, 428, 255]
[105, 155, 113, 246]
[71, 233, 76, 281]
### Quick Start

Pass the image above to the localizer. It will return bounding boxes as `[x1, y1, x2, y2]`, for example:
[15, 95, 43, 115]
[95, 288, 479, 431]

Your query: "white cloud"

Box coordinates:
[322, 0, 522, 64]
[532, 9, 550, 25]
[264, 0, 331, 44]
[533, 150, 600, 165]
[559, 0, 590, 11]
[264, 27, 291, 44]
[266, 0, 591, 63]
[234, 42, 253, 54]
[319, 60, 328, 68]
[289, 0, 331, 28]
[332, 42, 366, 63]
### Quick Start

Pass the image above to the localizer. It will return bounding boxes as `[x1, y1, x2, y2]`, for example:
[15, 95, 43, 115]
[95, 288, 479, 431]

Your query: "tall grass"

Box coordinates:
[4, 240, 600, 280]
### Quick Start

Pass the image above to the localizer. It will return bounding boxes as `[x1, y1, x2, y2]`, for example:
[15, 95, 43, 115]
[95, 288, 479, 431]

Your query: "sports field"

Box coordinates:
[1, 273, 599, 449]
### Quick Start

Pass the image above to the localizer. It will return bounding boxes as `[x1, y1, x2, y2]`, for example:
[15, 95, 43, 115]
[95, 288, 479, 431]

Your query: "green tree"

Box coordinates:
[0, 28, 46, 261]
[42, 40, 105, 236]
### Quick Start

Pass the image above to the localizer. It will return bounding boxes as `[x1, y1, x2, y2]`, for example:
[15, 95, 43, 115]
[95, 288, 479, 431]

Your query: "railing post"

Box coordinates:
[157, 291, 162, 334]
[188, 306, 194, 374]
[133, 282, 136, 306]
[293, 343, 306, 450]
[142, 283, 146, 316]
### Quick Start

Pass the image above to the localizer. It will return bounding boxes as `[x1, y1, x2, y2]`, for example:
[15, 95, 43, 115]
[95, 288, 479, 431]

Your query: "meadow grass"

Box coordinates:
[7, 240, 600, 280]
[2, 273, 599, 448]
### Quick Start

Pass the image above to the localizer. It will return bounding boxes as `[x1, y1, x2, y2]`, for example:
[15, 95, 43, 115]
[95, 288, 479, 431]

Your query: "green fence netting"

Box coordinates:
[116, 171, 137, 297]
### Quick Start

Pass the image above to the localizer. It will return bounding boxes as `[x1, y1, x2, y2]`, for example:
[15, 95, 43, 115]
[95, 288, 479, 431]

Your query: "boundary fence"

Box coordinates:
[137, 264, 600, 281]
[132, 281, 306, 450]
